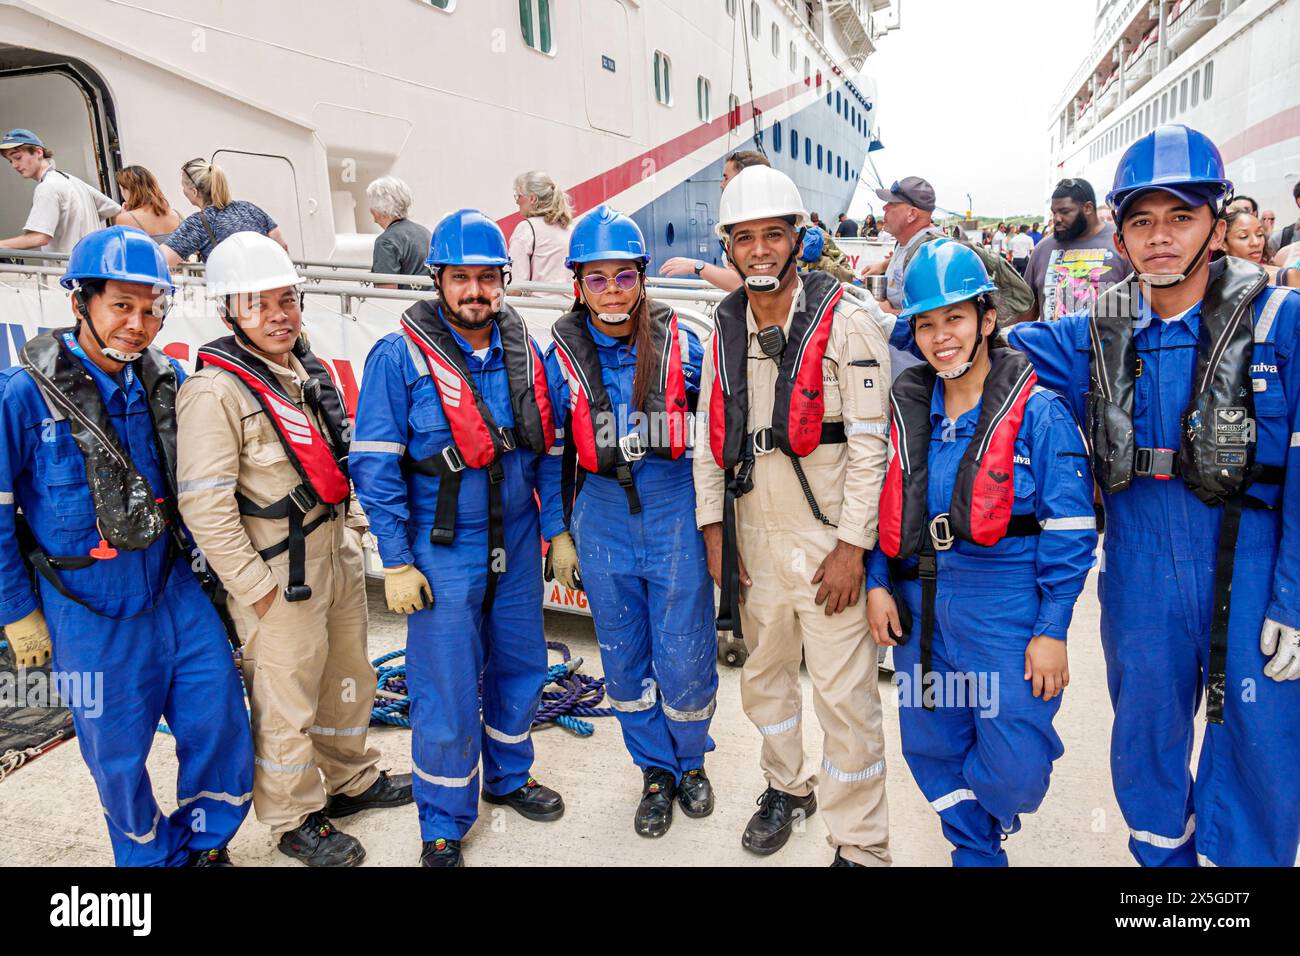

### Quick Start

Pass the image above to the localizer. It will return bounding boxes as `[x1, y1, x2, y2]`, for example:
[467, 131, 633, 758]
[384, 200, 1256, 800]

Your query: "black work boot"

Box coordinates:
[831, 848, 866, 867]
[676, 767, 715, 818]
[635, 767, 677, 838]
[481, 776, 565, 822]
[277, 812, 366, 867]
[325, 770, 414, 818]
[188, 847, 233, 867]
[741, 787, 817, 856]
[420, 838, 464, 868]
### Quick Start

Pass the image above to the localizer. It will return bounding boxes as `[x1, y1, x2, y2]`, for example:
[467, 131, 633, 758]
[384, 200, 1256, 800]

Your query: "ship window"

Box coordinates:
[804, 56, 811, 86]
[773, 121, 783, 152]
[816, 70, 823, 88]
[697, 76, 711, 121]
[728, 94, 741, 130]
[519, 0, 554, 55]
[817, 144, 823, 170]
[805, 138, 811, 165]
[790, 42, 798, 73]
[771, 23, 780, 57]
[427, 0, 453, 8]
[1203, 61, 1214, 99]
[654, 50, 672, 106]
[836, 91, 841, 112]
[791, 129, 799, 159]
[836, 156, 842, 177]
[725, 0, 736, 17]
[1191, 69, 1200, 107]
[1179, 78, 1188, 113]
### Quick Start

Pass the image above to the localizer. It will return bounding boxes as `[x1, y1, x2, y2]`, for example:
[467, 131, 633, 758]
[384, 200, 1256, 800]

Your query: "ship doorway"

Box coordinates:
[0, 52, 118, 241]
[210, 150, 303, 258]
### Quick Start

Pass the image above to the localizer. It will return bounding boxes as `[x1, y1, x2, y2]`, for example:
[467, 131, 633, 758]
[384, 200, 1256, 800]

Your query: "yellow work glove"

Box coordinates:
[383, 564, 432, 615]
[5, 608, 51, 668]
[545, 531, 582, 592]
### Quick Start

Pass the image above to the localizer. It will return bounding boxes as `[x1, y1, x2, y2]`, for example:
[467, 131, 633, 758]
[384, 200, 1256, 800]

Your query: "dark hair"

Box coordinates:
[117, 165, 170, 217]
[75, 278, 108, 304]
[974, 292, 1005, 346]
[1231, 195, 1259, 215]
[1293, 181, 1300, 201]
[1052, 178, 1096, 205]
[725, 150, 770, 172]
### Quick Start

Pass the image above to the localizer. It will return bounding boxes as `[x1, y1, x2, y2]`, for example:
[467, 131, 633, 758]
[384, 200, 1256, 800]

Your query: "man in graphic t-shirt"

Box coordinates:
[1023, 177, 1132, 322]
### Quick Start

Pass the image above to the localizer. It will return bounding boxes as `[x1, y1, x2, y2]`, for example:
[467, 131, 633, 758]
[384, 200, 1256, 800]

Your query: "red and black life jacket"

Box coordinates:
[879, 346, 1038, 558]
[399, 299, 554, 610]
[708, 269, 844, 469]
[197, 336, 352, 603]
[549, 300, 689, 518]
[878, 346, 1040, 709]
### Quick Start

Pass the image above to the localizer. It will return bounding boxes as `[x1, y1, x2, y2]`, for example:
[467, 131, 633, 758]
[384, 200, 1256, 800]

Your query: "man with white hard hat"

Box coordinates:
[693, 166, 893, 866]
[176, 231, 411, 867]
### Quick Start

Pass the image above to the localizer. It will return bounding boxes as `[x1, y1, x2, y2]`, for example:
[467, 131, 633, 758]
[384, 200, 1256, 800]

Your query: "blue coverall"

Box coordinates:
[0, 337, 253, 866]
[913, 287, 1300, 867]
[350, 313, 557, 842]
[540, 317, 717, 779]
[868, 381, 1098, 865]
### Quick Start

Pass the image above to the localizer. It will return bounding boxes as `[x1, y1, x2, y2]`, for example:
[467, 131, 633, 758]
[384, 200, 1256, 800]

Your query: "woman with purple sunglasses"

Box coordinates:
[538, 205, 719, 840]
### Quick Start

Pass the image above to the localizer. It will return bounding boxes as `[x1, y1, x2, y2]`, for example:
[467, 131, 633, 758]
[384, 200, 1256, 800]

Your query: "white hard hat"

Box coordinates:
[204, 231, 302, 298]
[716, 166, 811, 240]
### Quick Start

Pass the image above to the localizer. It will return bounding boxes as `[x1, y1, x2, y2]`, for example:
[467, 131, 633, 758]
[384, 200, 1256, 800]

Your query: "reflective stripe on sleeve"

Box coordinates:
[350, 440, 408, 455]
[176, 476, 236, 493]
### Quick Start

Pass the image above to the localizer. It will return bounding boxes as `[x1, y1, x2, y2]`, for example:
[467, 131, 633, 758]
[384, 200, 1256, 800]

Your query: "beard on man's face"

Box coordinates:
[1055, 211, 1089, 242]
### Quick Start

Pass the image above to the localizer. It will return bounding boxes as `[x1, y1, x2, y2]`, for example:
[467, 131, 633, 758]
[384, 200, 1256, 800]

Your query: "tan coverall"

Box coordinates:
[694, 281, 893, 866]
[175, 341, 381, 836]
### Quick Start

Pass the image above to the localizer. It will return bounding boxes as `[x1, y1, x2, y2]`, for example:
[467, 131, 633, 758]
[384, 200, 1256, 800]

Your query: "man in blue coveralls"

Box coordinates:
[894, 126, 1300, 866]
[0, 226, 253, 866]
[350, 210, 565, 868]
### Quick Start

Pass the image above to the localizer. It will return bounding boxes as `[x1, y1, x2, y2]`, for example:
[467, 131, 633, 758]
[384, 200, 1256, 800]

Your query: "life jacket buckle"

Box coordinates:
[289, 484, 319, 513]
[283, 584, 312, 603]
[619, 431, 647, 462]
[929, 513, 955, 551]
[441, 445, 467, 473]
[751, 427, 776, 456]
[498, 427, 518, 452]
[1134, 447, 1178, 480]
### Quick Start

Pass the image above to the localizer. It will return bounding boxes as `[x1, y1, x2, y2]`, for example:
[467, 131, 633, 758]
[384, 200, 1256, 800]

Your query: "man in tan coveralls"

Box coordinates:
[176, 232, 411, 867]
[694, 167, 892, 867]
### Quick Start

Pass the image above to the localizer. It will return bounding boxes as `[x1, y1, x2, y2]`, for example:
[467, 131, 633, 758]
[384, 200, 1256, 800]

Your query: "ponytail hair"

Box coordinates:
[513, 170, 572, 229]
[181, 157, 232, 209]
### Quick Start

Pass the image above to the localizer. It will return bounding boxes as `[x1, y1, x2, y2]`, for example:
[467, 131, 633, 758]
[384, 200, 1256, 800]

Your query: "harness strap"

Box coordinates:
[235, 486, 334, 603]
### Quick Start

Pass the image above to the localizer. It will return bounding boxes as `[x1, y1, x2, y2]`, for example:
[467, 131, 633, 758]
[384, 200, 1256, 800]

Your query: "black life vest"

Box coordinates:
[196, 336, 353, 603]
[16, 329, 186, 616]
[1086, 258, 1286, 725]
[1087, 257, 1268, 505]
[400, 300, 554, 612]
[880, 347, 1039, 558]
[549, 301, 689, 519]
[708, 269, 844, 468]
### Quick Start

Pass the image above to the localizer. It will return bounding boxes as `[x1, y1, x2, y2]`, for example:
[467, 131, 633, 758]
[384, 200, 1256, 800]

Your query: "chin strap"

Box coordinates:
[731, 228, 804, 294]
[1122, 197, 1226, 289]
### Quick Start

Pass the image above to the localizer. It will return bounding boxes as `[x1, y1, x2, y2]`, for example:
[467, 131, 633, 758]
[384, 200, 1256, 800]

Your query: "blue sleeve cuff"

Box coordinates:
[0, 590, 39, 628]
[1264, 600, 1300, 633]
[1033, 593, 1074, 641]
[376, 535, 415, 570]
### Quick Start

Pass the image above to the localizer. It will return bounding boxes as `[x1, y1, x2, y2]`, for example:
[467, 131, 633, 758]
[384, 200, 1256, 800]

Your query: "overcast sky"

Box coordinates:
[847, 0, 1098, 220]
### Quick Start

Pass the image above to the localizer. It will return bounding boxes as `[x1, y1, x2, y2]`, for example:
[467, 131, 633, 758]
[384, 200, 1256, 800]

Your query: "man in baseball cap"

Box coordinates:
[1, 127, 121, 254]
[864, 176, 944, 313]
[874, 176, 937, 213]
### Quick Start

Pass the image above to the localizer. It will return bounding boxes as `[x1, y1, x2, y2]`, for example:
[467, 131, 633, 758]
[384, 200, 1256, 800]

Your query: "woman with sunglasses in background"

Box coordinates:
[538, 206, 719, 839]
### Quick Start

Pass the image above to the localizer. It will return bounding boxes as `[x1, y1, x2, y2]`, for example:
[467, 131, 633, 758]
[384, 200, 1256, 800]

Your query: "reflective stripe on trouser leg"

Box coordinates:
[737, 530, 815, 797]
[572, 483, 682, 775]
[794, 528, 891, 867]
[159, 578, 254, 854]
[1098, 550, 1200, 867]
[406, 531, 488, 841]
[308, 526, 382, 801]
[1191, 534, 1300, 866]
[479, 509, 547, 798]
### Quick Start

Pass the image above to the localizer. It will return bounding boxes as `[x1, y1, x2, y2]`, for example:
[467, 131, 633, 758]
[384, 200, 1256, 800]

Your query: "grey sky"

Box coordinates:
[848, 0, 1097, 221]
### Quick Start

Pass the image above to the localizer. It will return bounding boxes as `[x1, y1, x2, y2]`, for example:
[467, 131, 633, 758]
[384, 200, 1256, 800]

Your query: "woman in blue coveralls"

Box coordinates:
[865, 240, 1098, 866]
[539, 206, 719, 838]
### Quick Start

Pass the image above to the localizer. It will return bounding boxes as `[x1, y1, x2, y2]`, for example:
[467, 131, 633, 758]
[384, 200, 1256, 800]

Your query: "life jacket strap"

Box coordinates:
[1134, 447, 1179, 480]
[235, 487, 338, 603]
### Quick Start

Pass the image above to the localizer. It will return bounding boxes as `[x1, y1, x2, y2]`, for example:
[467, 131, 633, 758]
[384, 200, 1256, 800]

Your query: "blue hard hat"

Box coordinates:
[1106, 124, 1232, 221]
[60, 226, 175, 294]
[566, 205, 650, 269]
[0, 128, 43, 150]
[899, 240, 997, 321]
[427, 209, 511, 267]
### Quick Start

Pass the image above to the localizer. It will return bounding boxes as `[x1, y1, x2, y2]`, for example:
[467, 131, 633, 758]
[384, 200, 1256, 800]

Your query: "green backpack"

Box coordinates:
[902, 231, 1036, 321]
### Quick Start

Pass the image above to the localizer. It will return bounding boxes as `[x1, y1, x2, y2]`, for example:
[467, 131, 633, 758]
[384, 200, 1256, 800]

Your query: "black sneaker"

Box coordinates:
[481, 777, 565, 822]
[277, 811, 366, 868]
[676, 768, 714, 818]
[830, 848, 866, 867]
[635, 767, 677, 838]
[741, 787, 817, 856]
[325, 770, 414, 818]
[420, 838, 464, 868]
[188, 847, 233, 867]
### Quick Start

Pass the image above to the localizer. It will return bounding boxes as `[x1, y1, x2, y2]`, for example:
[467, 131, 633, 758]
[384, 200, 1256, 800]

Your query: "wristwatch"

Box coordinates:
[693, 259, 705, 275]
